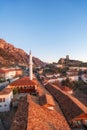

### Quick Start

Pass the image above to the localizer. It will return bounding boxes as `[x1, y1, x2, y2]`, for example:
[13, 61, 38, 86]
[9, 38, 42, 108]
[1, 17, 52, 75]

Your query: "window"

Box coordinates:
[4, 104, 7, 107]
[0, 105, 2, 107]
[0, 98, 5, 102]
[0, 98, 2, 102]
[3, 98, 5, 102]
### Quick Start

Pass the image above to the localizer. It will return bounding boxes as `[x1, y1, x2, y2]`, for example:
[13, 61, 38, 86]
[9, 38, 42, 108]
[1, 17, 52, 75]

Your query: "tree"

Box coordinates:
[61, 78, 71, 86]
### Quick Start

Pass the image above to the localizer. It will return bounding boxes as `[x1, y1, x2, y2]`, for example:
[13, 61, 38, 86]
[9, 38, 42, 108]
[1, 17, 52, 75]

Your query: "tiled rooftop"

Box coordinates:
[60, 86, 73, 92]
[10, 76, 37, 86]
[45, 84, 84, 125]
[0, 68, 21, 73]
[27, 95, 70, 130]
[0, 88, 12, 95]
[10, 95, 70, 130]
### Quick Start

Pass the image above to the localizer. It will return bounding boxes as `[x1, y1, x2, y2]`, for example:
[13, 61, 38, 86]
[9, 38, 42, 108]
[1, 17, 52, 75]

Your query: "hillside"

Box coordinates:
[0, 39, 45, 67]
[58, 57, 87, 67]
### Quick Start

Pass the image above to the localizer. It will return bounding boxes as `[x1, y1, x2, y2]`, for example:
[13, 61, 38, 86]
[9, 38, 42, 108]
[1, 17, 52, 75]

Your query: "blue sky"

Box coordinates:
[0, 0, 87, 63]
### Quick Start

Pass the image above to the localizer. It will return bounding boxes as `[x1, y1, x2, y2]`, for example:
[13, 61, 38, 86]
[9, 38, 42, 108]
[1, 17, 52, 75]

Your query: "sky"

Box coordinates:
[0, 0, 87, 63]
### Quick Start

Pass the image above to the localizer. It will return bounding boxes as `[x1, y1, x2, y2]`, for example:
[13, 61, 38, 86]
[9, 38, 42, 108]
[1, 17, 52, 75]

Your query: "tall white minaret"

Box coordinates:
[29, 50, 33, 80]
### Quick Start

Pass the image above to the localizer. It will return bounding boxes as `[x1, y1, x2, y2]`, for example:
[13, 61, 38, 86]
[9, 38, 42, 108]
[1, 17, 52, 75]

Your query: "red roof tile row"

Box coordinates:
[0, 69, 21, 73]
[10, 76, 37, 86]
[27, 95, 70, 130]
[0, 88, 12, 95]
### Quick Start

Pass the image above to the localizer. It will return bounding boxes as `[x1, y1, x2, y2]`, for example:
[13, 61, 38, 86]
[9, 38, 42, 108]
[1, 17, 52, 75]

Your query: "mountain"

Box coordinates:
[0, 39, 45, 67]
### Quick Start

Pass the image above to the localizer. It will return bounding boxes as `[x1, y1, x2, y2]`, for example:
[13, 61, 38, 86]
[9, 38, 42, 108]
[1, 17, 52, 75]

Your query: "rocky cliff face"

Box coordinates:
[0, 39, 45, 67]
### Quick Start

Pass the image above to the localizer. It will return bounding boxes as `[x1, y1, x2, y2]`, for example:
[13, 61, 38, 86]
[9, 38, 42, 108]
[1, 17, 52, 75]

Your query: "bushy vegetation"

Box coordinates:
[43, 64, 59, 74]
[61, 78, 87, 91]
[43, 64, 69, 76]
[13, 88, 19, 95]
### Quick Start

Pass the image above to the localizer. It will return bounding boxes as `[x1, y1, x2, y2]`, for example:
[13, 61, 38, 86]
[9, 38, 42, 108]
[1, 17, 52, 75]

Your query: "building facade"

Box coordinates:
[0, 88, 13, 112]
[0, 68, 23, 81]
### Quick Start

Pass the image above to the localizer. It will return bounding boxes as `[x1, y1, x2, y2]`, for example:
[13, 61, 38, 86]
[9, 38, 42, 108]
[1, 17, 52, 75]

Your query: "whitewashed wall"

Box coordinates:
[0, 91, 13, 112]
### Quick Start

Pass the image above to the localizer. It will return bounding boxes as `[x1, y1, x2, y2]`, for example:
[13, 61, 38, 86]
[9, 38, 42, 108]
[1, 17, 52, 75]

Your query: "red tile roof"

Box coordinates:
[0, 69, 8, 73]
[10, 76, 37, 86]
[0, 68, 21, 73]
[27, 95, 70, 130]
[73, 113, 87, 121]
[0, 88, 12, 95]
[61, 86, 72, 92]
[11, 95, 70, 130]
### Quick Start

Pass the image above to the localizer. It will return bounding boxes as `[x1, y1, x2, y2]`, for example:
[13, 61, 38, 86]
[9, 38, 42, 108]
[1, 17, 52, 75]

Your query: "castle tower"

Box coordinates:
[29, 50, 33, 80]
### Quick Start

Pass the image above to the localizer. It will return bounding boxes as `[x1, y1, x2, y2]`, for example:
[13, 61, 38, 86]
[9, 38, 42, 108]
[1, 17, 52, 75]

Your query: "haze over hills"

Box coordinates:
[0, 39, 45, 68]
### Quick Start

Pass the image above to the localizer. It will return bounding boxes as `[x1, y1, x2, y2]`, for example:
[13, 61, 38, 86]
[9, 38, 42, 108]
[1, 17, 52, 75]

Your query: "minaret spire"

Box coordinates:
[29, 50, 33, 80]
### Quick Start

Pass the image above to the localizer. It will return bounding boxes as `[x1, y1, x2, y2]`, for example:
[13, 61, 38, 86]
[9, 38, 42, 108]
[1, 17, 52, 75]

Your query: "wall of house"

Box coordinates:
[0, 68, 23, 81]
[0, 73, 5, 79]
[5, 71, 16, 80]
[69, 67, 87, 71]
[48, 77, 67, 83]
[0, 91, 13, 112]
[68, 75, 79, 81]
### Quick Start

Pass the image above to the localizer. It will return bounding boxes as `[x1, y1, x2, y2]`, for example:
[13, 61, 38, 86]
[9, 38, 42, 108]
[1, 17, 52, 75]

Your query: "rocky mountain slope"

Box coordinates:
[0, 39, 45, 67]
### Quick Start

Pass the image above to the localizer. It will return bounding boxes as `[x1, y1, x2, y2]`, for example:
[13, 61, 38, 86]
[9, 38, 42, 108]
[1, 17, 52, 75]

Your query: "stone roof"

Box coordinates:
[10, 95, 70, 130]
[0, 119, 4, 130]
[10, 96, 28, 130]
[45, 84, 84, 125]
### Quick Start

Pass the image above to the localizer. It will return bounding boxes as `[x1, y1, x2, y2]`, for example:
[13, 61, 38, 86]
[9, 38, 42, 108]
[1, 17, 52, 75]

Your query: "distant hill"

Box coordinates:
[0, 39, 45, 68]
[58, 56, 87, 67]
